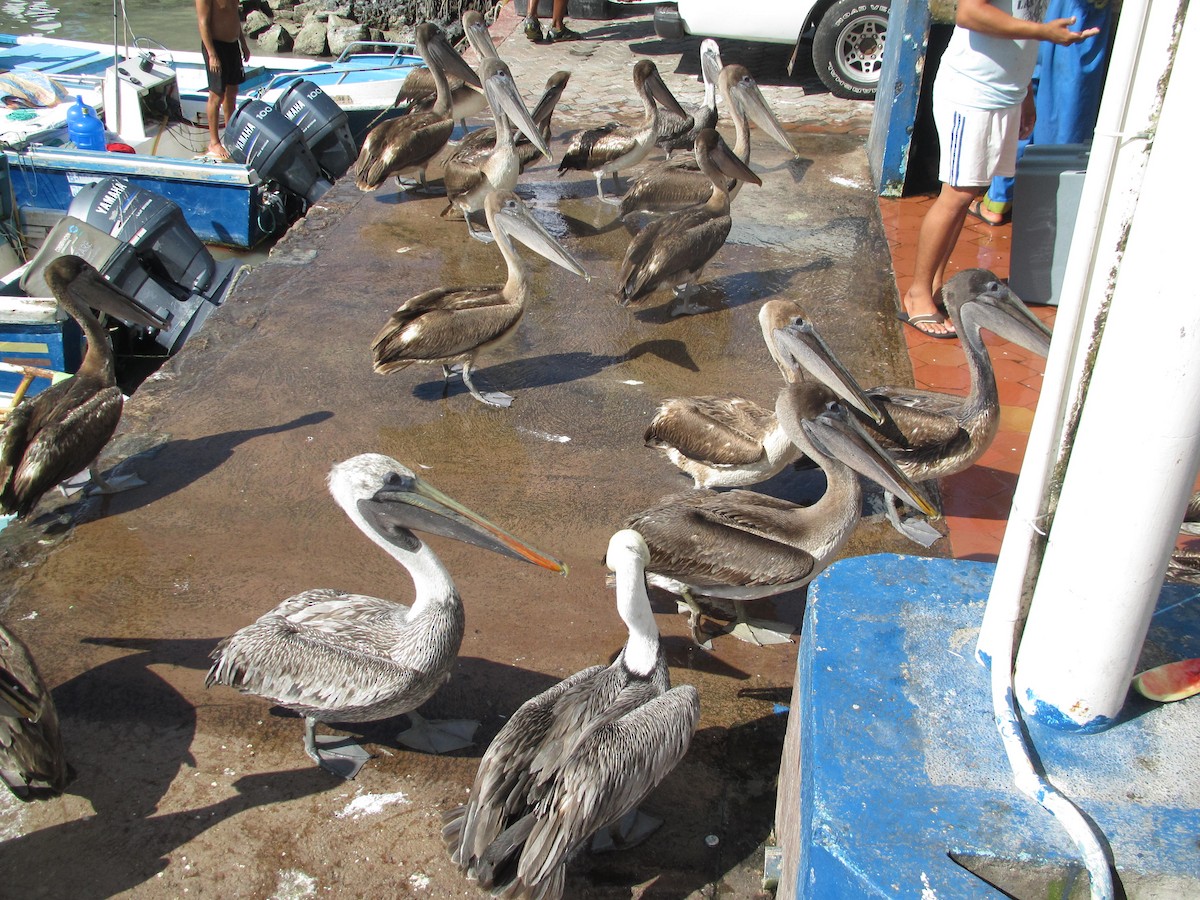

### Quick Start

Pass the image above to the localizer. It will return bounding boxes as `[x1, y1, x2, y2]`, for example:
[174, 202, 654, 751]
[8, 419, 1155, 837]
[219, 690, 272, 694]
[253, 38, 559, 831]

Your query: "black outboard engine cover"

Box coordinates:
[67, 177, 216, 294]
[277, 79, 357, 179]
[223, 98, 332, 204]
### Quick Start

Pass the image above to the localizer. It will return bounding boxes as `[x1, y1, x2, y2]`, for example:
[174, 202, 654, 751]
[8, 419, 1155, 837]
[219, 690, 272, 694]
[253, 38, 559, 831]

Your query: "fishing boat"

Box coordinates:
[0, 32, 420, 250]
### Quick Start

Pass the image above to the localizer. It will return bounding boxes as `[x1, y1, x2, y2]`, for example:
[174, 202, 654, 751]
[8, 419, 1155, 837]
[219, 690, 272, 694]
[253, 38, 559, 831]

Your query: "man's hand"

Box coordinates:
[1019, 88, 1036, 139]
[207, 52, 222, 76]
[1042, 16, 1102, 46]
[241, 38, 251, 62]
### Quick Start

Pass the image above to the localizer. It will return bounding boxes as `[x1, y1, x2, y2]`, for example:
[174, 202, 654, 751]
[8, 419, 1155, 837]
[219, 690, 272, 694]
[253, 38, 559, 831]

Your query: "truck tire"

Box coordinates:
[812, 0, 889, 100]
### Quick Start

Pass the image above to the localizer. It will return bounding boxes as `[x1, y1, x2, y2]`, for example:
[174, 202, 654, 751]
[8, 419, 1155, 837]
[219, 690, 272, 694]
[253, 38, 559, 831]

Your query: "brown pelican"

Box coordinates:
[0, 255, 167, 519]
[626, 383, 939, 646]
[443, 529, 699, 899]
[207, 455, 567, 778]
[620, 64, 797, 218]
[390, 13, 494, 128]
[355, 23, 483, 192]
[0, 622, 68, 798]
[616, 128, 760, 317]
[861, 270, 1052, 543]
[655, 39, 723, 156]
[557, 59, 692, 203]
[646, 299, 883, 488]
[441, 57, 552, 242]
[372, 190, 589, 408]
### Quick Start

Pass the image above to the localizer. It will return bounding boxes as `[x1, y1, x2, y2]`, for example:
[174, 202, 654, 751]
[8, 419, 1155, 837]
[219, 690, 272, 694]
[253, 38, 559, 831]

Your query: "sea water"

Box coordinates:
[0, 1, 206, 51]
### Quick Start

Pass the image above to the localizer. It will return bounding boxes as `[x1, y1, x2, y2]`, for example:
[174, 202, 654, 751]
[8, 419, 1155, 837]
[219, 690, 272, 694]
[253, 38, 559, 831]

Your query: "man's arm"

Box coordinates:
[196, 0, 220, 74]
[956, 0, 1101, 45]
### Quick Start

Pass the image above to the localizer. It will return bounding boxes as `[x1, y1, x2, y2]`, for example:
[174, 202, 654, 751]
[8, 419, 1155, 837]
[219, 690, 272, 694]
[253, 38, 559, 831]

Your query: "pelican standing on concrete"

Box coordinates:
[0, 255, 167, 519]
[655, 39, 723, 156]
[0, 622, 68, 798]
[207, 455, 567, 778]
[646, 299, 883, 488]
[441, 57, 552, 241]
[627, 383, 939, 646]
[616, 128, 760, 316]
[443, 529, 698, 900]
[390, 12, 495, 128]
[621, 63, 797, 218]
[557, 59, 692, 203]
[372, 190, 589, 408]
[354, 23, 483, 192]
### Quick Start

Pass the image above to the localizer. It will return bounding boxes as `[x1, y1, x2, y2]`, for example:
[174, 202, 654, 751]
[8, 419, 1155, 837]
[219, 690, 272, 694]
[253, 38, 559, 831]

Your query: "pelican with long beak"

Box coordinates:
[646, 299, 883, 488]
[443, 529, 699, 899]
[441, 57, 552, 242]
[655, 39, 724, 157]
[447, 70, 571, 177]
[861, 269, 1053, 544]
[0, 255, 168, 519]
[558, 59, 692, 203]
[626, 384, 939, 646]
[355, 23, 483, 192]
[207, 455, 567, 778]
[616, 128, 760, 316]
[621, 64, 797, 217]
[0, 622, 68, 798]
[372, 190, 589, 408]
[390, 12, 494, 129]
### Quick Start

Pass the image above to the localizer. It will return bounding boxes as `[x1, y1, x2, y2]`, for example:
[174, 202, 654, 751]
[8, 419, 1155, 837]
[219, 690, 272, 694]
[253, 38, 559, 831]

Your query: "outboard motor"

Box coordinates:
[223, 97, 332, 204]
[276, 79, 358, 180]
[67, 178, 216, 294]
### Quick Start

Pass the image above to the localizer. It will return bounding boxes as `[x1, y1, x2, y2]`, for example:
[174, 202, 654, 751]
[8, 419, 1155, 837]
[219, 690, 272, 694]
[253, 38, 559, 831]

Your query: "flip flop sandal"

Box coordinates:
[898, 311, 957, 339]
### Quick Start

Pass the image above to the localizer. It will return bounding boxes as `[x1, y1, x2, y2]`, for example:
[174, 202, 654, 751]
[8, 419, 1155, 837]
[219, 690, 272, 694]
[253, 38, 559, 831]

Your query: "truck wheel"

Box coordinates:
[812, 0, 889, 100]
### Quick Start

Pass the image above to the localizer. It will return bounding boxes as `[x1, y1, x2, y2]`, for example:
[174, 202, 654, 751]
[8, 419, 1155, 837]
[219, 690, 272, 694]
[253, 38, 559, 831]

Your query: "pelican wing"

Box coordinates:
[517, 685, 700, 889]
[371, 286, 519, 371]
[619, 163, 714, 217]
[355, 112, 454, 189]
[865, 390, 971, 457]
[646, 396, 774, 466]
[619, 207, 732, 303]
[627, 490, 817, 587]
[558, 123, 627, 172]
[0, 625, 68, 796]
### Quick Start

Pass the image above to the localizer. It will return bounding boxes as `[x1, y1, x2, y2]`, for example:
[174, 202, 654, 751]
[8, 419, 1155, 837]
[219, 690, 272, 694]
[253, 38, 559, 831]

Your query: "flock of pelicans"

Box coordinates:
[0, 13, 1055, 899]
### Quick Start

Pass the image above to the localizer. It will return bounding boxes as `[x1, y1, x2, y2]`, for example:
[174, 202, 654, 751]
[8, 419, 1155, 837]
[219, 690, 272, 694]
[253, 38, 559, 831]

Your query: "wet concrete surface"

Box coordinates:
[0, 9, 941, 899]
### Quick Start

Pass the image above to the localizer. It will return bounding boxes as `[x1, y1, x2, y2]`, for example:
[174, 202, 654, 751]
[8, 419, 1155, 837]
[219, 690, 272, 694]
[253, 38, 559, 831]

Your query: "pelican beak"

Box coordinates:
[484, 63, 552, 161]
[67, 264, 169, 330]
[464, 17, 500, 60]
[708, 131, 762, 186]
[425, 31, 482, 90]
[646, 68, 693, 125]
[699, 40, 724, 88]
[970, 283, 1053, 356]
[493, 194, 589, 281]
[0, 673, 40, 721]
[359, 471, 567, 573]
[773, 321, 883, 424]
[734, 76, 797, 158]
[803, 403, 941, 520]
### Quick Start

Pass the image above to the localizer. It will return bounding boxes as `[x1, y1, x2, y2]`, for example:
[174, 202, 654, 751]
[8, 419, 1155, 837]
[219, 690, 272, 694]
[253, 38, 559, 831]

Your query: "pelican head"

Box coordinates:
[462, 10, 500, 60]
[44, 255, 169, 330]
[763, 299, 883, 424]
[694, 128, 761, 186]
[699, 39, 724, 90]
[479, 57, 551, 161]
[485, 190, 589, 280]
[605, 528, 650, 572]
[632, 59, 692, 123]
[330, 454, 566, 572]
[721, 64, 797, 158]
[416, 22, 482, 92]
[945, 269, 1052, 356]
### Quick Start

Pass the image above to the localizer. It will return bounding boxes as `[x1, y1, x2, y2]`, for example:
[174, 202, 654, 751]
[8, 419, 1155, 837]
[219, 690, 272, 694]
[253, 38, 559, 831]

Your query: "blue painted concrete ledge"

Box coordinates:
[774, 554, 1200, 899]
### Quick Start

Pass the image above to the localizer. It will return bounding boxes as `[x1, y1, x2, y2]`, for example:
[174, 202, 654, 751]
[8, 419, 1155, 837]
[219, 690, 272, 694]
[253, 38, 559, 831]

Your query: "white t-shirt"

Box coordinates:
[938, 0, 1049, 109]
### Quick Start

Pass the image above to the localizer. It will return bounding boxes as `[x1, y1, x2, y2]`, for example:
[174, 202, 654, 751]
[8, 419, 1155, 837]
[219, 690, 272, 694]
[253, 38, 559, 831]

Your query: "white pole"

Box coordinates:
[1013, 3, 1200, 730]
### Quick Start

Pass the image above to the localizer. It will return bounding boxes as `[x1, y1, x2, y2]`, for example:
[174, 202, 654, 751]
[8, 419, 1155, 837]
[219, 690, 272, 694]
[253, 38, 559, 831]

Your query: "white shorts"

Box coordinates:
[933, 79, 1022, 187]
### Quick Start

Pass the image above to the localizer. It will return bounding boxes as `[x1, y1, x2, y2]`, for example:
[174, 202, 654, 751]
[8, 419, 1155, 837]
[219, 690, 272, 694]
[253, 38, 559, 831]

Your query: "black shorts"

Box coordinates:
[202, 39, 246, 93]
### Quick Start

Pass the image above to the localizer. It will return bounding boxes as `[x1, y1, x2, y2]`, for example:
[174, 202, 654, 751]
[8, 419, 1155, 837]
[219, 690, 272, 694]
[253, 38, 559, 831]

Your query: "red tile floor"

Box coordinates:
[879, 195, 1056, 561]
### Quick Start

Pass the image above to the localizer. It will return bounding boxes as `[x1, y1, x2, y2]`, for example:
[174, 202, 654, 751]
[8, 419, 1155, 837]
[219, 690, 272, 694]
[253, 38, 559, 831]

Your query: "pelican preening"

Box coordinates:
[0, 255, 168, 519]
[620, 64, 797, 218]
[444, 529, 698, 900]
[371, 190, 589, 408]
[0, 622, 68, 798]
[207, 455, 567, 778]
[355, 23, 483, 192]
[558, 59, 693, 203]
[654, 39, 724, 156]
[627, 382, 939, 646]
[646, 299, 883, 489]
[616, 128, 760, 317]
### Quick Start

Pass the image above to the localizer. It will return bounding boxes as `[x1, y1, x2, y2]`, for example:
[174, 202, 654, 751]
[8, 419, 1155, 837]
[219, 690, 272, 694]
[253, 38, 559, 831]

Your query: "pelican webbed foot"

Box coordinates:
[724, 601, 795, 646]
[589, 808, 663, 854]
[86, 464, 146, 495]
[396, 711, 478, 754]
[461, 364, 514, 408]
[304, 716, 373, 779]
[675, 591, 714, 650]
[465, 213, 495, 244]
[883, 490, 942, 548]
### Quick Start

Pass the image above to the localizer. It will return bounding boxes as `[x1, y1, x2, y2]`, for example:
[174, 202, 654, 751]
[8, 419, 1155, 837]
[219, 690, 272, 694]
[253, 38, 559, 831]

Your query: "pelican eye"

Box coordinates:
[382, 471, 417, 492]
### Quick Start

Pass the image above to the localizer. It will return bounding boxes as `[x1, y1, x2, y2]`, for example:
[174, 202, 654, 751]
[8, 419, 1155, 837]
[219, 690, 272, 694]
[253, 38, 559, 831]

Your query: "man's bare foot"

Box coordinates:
[206, 143, 232, 161]
[901, 289, 956, 337]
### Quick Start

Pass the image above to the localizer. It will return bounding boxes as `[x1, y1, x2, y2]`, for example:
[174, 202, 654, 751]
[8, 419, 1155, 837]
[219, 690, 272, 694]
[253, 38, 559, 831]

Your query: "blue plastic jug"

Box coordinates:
[66, 96, 106, 151]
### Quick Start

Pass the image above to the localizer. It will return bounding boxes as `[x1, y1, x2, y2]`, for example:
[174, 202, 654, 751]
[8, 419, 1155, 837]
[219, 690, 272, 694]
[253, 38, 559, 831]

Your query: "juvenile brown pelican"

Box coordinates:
[441, 57, 552, 241]
[621, 64, 796, 218]
[443, 529, 699, 899]
[372, 190, 588, 408]
[616, 128, 760, 316]
[557, 59, 692, 203]
[0, 255, 167, 519]
[646, 299, 883, 488]
[391, 13, 493, 128]
[207, 455, 567, 778]
[655, 39, 723, 156]
[861, 270, 1052, 542]
[0, 622, 68, 798]
[355, 23, 483, 192]
[627, 383, 939, 646]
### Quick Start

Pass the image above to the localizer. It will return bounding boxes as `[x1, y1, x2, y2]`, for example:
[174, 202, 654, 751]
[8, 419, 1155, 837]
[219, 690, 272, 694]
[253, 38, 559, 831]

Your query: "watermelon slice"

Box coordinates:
[1133, 657, 1200, 702]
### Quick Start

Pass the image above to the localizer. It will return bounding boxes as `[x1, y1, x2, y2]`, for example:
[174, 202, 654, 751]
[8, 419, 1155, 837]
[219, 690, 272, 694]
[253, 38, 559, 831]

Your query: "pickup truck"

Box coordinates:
[652, 0, 889, 100]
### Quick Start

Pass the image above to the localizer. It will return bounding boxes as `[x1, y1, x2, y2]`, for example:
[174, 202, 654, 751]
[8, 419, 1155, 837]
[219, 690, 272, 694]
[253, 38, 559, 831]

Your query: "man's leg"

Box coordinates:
[902, 182, 977, 335]
[206, 89, 225, 156]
